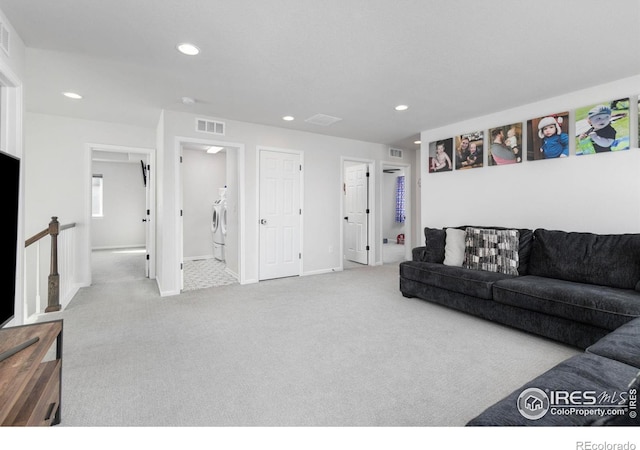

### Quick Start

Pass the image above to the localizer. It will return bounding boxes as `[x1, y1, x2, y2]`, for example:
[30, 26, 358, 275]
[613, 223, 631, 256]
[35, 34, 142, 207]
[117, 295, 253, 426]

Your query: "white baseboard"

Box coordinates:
[183, 254, 214, 262]
[92, 245, 145, 251]
[302, 267, 342, 277]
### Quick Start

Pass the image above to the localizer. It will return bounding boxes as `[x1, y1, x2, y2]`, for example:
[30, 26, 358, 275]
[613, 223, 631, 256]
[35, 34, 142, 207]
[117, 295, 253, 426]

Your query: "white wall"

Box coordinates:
[420, 75, 640, 236]
[182, 148, 226, 259]
[0, 9, 25, 82]
[91, 160, 146, 249]
[24, 113, 156, 305]
[157, 110, 417, 295]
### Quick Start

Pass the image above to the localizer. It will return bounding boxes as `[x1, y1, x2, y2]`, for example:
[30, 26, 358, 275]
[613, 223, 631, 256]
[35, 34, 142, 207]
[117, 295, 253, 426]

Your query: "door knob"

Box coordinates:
[260, 219, 267, 225]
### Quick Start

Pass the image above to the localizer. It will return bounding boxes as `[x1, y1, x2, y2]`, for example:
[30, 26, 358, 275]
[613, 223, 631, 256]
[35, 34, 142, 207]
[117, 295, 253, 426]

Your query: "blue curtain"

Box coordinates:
[395, 175, 405, 223]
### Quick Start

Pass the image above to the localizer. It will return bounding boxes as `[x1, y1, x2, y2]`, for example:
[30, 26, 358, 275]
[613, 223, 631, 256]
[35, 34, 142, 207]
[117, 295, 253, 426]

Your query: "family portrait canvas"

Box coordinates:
[575, 98, 630, 155]
[454, 131, 484, 170]
[428, 138, 453, 173]
[527, 112, 570, 161]
[488, 123, 522, 166]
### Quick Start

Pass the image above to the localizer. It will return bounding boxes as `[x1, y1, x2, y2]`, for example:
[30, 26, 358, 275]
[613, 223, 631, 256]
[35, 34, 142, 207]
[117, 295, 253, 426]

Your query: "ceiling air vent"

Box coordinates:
[0, 20, 9, 55]
[389, 148, 403, 159]
[196, 118, 225, 136]
[305, 114, 342, 127]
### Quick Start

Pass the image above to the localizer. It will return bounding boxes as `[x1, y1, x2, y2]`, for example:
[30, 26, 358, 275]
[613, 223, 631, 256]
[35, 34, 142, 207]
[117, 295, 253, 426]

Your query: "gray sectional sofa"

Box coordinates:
[400, 226, 640, 349]
[399, 226, 640, 426]
[467, 317, 640, 426]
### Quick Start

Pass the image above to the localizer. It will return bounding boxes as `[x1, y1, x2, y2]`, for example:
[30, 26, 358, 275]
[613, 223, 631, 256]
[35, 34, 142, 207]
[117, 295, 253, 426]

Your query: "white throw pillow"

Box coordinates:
[443, 228, 466, 266]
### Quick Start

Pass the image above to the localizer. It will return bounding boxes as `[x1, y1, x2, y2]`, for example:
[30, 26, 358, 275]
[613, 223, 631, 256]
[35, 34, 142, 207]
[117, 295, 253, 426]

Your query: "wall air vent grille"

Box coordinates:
[0, 20, 9, 55]
[196, 118, 225, 136]
[389, 148, 403, 159]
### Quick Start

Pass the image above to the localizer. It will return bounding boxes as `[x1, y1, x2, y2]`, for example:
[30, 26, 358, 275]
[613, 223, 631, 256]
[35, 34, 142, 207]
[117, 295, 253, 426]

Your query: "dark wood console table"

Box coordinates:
[0, 320, 63, 426]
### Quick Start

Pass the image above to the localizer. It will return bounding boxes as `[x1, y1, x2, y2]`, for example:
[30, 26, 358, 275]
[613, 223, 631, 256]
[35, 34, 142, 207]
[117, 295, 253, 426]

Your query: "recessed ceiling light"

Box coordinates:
[177, 43, 200, 56]
[181, 96, 196, 105]
[414, 140, 422, 145]
[395, 104, 409, 111]
[206, 146, 225, 154]
[282, 116, 295, 121]
[62, 92, 83, 100]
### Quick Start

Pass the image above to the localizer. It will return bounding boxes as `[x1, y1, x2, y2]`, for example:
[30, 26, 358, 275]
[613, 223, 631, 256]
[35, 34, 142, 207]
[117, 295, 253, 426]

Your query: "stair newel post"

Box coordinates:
[45, 216, 61, 313]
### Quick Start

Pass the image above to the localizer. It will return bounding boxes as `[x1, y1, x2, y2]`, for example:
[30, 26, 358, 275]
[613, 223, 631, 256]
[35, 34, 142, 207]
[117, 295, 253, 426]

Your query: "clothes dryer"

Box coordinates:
[212, 199, 226, 261]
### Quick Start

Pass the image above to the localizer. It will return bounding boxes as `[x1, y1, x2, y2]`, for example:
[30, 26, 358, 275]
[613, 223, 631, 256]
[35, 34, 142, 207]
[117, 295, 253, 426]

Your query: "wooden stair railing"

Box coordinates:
[25, 217, 76, 313]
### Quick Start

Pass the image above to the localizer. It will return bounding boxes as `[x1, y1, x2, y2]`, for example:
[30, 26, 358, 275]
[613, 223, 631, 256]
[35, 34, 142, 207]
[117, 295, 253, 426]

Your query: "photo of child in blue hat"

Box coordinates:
[527, 113, 569, 161]
[575, 98, 630, 155]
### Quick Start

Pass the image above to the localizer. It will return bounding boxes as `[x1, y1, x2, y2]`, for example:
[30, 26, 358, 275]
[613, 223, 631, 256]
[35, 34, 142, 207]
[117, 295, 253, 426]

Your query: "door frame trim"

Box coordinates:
[84, 143, 156, 286]
[379, 161, 412, 264]
[340, 157, 376, 270]
[176, 136, 246, 289]
[257, 146, 304, 281]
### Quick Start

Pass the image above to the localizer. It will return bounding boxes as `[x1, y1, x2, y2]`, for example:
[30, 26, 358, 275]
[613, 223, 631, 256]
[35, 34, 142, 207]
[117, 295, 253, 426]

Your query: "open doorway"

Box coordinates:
[178, 138, 243, 291]
[381, 162, 411, 265]
[87, 144, 155, 285]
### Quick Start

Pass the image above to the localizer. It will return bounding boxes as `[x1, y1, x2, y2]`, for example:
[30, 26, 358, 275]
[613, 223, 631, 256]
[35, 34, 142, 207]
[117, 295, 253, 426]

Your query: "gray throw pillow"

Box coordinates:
[423, 227, 446, 263]
[463, 227, 520, 275]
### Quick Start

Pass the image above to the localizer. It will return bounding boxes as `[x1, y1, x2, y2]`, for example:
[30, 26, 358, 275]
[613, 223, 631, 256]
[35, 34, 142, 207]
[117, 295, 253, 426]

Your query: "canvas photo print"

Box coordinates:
[488, 123, 522, 166]
[575, 98, 630, 155]
[454, 131, 484, 170]
[527, 112, 569, 161]
[428, 138, 453, 173]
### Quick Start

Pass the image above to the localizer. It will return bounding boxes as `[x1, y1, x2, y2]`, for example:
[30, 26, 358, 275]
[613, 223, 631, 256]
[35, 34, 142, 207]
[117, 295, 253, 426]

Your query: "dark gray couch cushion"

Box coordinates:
[587, 317, 640, 368]
[423, 227, 446, 263]
[529, 229, 640, 290]
[400, 261, 515, 300]
[467, 353, 640, 426]
[591, 374, 640, 426]
[493, 276, 640, 330]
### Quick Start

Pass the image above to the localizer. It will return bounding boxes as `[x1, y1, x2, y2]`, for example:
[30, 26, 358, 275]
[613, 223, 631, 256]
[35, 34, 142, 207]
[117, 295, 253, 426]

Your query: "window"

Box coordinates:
[92, 174, 103, 217]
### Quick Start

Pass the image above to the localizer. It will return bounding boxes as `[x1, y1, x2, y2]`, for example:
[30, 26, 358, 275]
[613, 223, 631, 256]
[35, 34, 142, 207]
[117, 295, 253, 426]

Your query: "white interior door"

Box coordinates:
[142, 159, 150, 278]
[344, 163, 369, 265]
[259, 149, 301, 280]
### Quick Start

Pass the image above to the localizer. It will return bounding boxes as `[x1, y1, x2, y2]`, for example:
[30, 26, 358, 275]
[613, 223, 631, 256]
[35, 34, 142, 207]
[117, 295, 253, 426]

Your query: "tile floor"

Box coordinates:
[182, 258, 238, 291]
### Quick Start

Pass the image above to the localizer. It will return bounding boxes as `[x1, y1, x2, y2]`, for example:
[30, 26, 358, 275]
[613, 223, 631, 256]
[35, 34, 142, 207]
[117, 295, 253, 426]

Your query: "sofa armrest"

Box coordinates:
[412, 246, 428, 262]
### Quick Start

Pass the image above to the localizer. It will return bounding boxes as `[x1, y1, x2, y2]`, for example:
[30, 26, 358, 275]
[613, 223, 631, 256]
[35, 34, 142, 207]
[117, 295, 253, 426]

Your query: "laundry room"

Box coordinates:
[181, 143, 236, 290]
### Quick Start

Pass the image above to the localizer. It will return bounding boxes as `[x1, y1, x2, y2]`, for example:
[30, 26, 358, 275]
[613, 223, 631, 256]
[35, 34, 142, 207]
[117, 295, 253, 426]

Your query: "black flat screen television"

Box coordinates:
[0, 150, 20, 328]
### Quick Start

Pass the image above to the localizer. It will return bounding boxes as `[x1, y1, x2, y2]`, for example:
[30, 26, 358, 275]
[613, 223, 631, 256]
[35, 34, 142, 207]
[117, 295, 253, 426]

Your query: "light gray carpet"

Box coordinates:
[43, 258, 580, 427]
[91, 248, 147, 285]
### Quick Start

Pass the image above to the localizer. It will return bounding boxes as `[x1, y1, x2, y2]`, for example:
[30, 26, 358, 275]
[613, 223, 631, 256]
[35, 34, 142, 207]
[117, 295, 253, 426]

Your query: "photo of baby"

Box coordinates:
[488, 123, 522, 166]
[527, 112, 569, 161]
[575, 98, 630, 155]
[428, 138, 453, 173]
[454, 131, 484, 170]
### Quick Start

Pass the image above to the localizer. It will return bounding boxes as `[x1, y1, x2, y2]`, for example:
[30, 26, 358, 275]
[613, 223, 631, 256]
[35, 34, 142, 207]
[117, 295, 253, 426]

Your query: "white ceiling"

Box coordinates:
[1, 0, 639, 150]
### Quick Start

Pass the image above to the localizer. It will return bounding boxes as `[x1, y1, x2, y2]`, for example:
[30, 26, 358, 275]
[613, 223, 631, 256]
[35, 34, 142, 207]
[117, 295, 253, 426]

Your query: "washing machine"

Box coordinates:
[212, 199, 227, 261]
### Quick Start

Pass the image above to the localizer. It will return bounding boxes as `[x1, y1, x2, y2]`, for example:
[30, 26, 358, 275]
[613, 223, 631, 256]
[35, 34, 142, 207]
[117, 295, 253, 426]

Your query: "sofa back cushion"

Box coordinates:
[423, 227, 446, 263]
[529, 229, 640, 289]
[421, 226, 534, 272]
